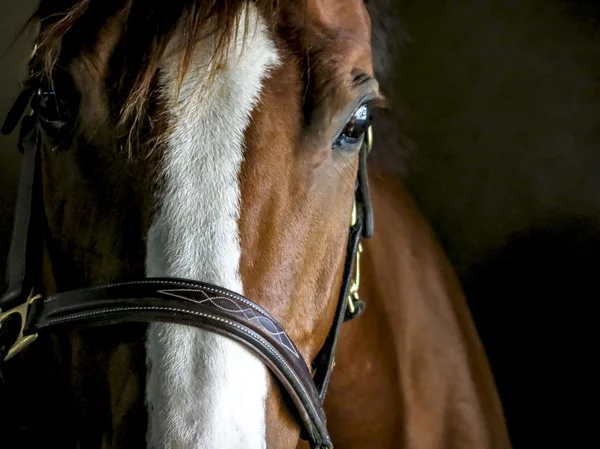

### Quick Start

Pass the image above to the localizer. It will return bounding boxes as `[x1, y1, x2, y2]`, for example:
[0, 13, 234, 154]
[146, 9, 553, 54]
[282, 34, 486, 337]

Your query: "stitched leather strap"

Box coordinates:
[30, 278, 332, 448]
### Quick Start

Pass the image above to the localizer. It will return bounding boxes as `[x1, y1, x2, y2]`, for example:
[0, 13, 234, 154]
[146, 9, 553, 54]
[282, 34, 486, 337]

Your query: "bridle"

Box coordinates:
[0, 83, 374, 449]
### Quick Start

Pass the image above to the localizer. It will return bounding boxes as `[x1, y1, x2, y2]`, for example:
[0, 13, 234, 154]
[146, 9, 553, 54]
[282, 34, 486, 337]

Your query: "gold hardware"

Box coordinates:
[365, 126, 373, 153]
[347, 242, 362, 314]
[0, 289, 41, 361]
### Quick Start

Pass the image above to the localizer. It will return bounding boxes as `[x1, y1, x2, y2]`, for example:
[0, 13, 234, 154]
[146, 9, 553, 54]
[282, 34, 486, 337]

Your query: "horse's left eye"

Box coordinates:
[334, 104, 373, 150]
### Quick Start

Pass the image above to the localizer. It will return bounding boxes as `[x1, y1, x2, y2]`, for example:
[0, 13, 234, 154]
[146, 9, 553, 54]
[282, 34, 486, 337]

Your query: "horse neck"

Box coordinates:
[323, 172, 512, 449]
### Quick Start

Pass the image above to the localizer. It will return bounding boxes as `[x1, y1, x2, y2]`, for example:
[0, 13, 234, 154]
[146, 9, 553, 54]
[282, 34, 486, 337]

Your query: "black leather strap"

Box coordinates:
[358, 140, 374, 239]
[31, 278, 332, 448]
[313, 208, 364, 401]
[0, 112, 42, 313]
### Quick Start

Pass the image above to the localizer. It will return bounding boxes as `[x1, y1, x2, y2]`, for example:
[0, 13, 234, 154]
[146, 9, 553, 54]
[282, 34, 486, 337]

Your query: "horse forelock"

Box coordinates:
[33, 0, 287, 156]
[145, 4, 280, 447]
[31, 0, 397, 158]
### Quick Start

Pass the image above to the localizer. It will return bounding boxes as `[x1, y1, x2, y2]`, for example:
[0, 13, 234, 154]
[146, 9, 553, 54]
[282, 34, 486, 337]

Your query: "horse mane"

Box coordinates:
[32, 0, 280, 150]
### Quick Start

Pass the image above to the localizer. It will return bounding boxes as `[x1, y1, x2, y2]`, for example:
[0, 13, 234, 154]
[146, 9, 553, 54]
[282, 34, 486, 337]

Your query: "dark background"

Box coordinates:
[1, 0, 37, 262]
[1, 0, 598, 447]
[395, 2, 599, 446]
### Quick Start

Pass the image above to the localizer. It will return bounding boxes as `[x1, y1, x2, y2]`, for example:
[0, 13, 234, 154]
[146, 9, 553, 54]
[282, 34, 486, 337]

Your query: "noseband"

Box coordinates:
[0, 85, 374, 449]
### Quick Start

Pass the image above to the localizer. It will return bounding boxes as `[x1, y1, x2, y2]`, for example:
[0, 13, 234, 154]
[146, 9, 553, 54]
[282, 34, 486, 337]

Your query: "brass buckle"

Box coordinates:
[365, 125, 373, 154]
[348, 200, 362, 314]
[347, 242, 362, 315]
[0, 289, 41, 361]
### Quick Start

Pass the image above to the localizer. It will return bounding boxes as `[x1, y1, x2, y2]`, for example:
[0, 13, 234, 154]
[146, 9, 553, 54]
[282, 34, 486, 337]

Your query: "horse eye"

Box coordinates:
[343, 104, 372, 138]
[334, 104, 373, 150]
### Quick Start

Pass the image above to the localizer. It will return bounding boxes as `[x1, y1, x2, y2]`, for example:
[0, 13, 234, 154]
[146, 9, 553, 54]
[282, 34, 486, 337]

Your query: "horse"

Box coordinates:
[0, 1, 511, 448]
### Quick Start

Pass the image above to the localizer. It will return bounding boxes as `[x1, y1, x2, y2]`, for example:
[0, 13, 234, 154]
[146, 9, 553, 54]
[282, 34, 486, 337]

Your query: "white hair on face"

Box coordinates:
[145, 5, 280, 448]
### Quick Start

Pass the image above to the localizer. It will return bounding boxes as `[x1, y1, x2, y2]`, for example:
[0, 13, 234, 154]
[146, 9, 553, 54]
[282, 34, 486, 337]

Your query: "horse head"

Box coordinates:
[2, 1, 381, 448]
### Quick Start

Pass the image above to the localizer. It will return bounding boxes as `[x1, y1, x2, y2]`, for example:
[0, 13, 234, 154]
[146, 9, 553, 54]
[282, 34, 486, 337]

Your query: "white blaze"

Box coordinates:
[145, 6, 279, 448]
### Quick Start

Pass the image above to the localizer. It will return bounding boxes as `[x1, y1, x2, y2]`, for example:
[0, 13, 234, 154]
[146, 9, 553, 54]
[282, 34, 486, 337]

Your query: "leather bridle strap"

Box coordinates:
[23, 219, 366, 449]
[312, 204, 363, 400]
[29, 277, 335, 448]
[0, 109, 43, 314]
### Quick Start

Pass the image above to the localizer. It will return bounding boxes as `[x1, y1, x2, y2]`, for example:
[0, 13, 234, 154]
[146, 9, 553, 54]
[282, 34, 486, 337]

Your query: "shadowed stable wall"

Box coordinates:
[398, 0, 599, 447]
[0, 0, 37, 276]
